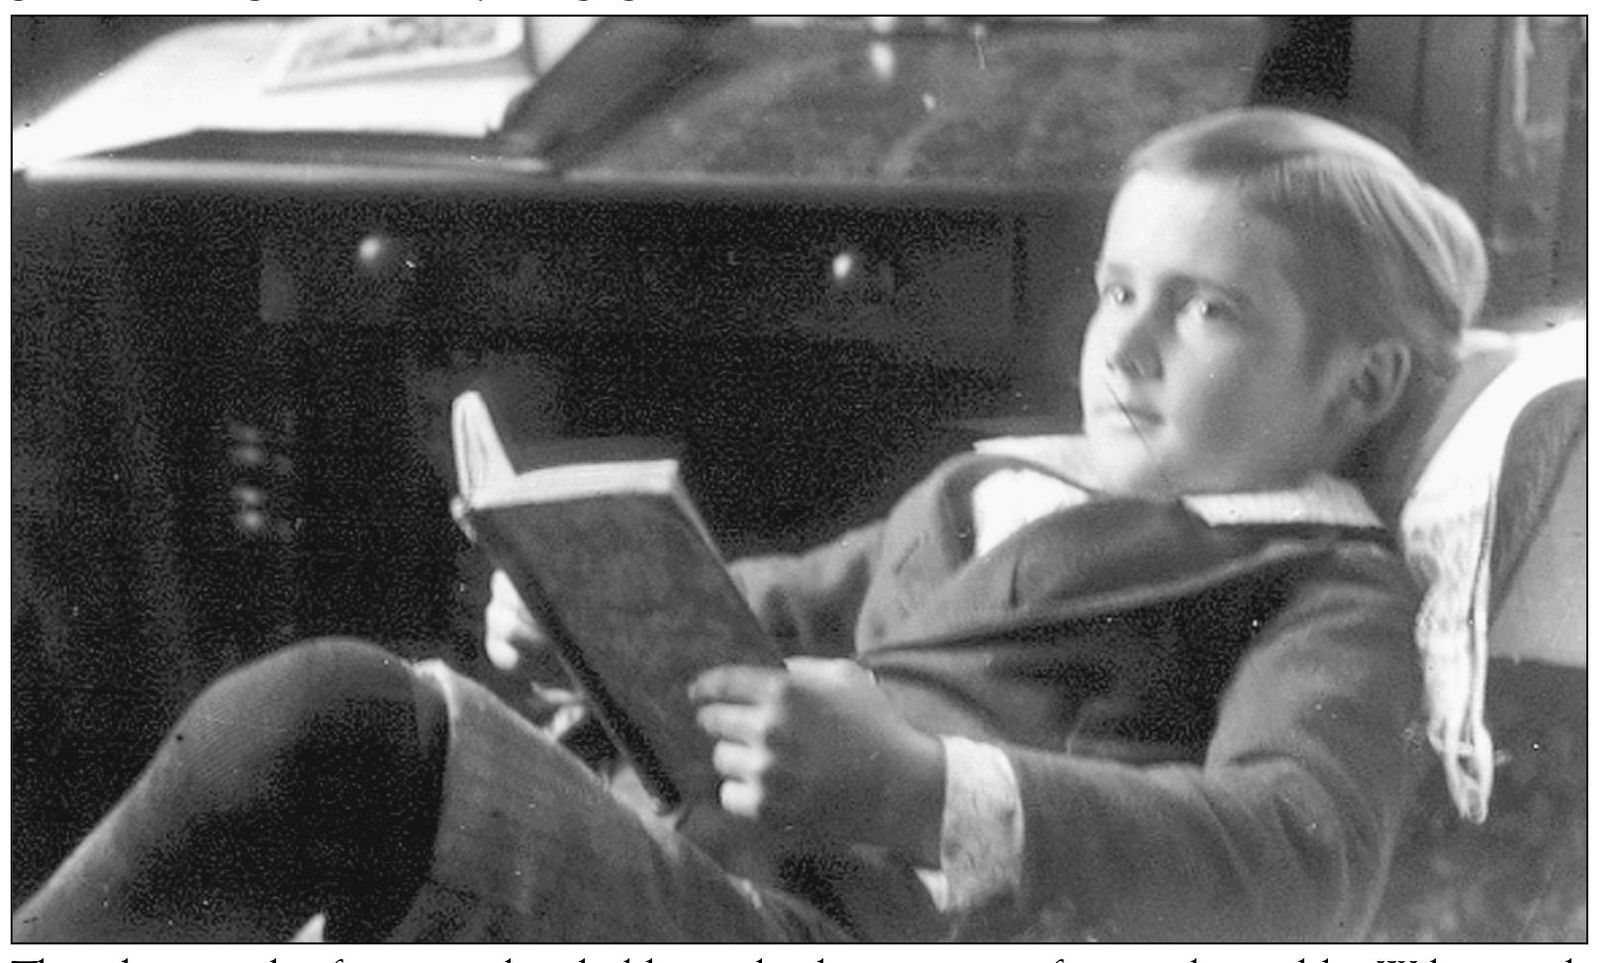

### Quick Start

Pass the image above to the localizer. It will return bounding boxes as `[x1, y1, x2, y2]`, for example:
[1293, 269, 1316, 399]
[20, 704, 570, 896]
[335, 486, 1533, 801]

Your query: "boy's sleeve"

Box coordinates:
[999, 542, 1426, 941]
[921, 736, 1025, 913]
[726, 520, 885, 658]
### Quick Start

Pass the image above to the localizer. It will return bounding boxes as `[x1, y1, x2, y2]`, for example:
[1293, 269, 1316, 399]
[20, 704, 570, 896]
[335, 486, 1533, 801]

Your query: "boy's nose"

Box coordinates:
[1104, 302, 1166, 378]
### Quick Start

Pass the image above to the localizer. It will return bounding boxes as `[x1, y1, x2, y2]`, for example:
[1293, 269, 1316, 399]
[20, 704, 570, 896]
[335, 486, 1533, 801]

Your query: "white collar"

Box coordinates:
[1182, 474, 1382, 529]
[973, 434, 1383, 530]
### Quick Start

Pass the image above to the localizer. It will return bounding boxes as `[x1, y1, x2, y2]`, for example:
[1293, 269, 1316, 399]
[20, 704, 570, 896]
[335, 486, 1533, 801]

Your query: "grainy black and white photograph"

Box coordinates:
[10, 11, 1589, 955]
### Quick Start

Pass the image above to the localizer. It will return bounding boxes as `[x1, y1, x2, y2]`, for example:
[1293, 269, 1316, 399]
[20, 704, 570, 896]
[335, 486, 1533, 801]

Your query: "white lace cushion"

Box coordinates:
[1398, 322, 1585, 822]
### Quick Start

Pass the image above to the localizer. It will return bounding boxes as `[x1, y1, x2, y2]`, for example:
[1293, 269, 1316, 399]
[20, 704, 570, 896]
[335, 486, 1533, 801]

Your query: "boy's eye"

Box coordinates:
[1183, 295, 1235, 323]
[1098, 282, 1132, 306]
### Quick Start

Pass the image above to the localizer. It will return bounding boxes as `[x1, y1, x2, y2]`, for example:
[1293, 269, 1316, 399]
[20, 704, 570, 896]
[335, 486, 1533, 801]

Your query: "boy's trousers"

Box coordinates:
[393, 661, 938, 943]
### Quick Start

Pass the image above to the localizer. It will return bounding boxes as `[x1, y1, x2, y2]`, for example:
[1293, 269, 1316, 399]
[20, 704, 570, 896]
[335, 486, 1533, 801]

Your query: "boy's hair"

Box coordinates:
[1124, 107, 1489, 478]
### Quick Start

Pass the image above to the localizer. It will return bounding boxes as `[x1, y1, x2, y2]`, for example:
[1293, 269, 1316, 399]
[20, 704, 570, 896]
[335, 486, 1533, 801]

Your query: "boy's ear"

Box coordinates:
[1340, 338, 1412, 429]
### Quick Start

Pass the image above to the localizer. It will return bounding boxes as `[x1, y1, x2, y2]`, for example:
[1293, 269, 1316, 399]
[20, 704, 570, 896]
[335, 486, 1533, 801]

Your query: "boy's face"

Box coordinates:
[1078, 170, 1358, 498]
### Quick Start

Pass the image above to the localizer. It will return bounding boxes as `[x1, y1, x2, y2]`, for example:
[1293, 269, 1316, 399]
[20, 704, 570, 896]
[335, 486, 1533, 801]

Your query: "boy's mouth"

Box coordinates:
[1090, 401, 1162, 429]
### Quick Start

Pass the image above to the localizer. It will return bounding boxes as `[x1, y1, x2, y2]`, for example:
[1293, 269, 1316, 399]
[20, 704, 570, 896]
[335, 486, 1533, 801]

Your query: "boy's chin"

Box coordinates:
[1076, 426, 1156, 490]
[1084, 448, 1183, 501]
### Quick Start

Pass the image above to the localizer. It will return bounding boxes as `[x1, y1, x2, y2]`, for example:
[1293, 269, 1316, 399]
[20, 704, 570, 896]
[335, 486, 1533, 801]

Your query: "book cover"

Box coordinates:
[449, 390, 783, 812]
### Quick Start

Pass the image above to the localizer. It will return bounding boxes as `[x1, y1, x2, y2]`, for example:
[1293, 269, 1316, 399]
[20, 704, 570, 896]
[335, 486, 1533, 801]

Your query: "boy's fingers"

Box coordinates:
[485, 569, 546, 671]
[483, 624, 522, 671]
[530, 684, 583, 708]
[694, 702, 764, 742]
[710, 738, 771, 779]
[490, 569, 540, 632]
[783, 656, 868, 685]
[688, 664, 785, 705]
[718, 776, 764, 820]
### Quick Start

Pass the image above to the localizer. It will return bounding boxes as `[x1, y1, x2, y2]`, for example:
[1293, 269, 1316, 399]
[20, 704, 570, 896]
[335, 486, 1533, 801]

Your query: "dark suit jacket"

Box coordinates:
[727, 452, 1425, 941]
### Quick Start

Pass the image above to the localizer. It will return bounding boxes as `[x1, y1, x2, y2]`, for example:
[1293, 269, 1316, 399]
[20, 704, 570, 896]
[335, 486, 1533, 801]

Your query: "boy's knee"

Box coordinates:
[196, 636, 405, 717]
[171, 637, 431, 790]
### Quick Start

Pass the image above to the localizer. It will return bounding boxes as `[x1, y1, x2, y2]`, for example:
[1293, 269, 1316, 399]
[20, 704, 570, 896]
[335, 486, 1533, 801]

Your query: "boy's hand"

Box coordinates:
[688, 657, 944, 864]
[484, 568, 546, 670]
[484, 569, 585, 730]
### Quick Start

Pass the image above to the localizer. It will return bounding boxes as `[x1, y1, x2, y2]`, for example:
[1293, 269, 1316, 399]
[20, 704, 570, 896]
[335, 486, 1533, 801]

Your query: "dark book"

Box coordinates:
[450, 390, 783, 813]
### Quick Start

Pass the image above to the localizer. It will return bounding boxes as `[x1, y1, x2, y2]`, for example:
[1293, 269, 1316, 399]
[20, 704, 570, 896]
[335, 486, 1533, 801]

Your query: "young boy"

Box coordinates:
[14, 107, 1487, 943]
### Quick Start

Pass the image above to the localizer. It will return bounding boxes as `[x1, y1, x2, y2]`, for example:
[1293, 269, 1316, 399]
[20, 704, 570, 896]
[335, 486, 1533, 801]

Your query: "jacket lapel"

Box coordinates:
[890, 496, 1234, 643]
[862, 455, 1015, 639]
[869, 453, 1367, 647]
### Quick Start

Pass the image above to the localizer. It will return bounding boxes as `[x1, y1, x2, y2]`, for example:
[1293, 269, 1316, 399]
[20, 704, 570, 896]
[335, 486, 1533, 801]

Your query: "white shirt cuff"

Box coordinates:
[918, 736, 1025, 912]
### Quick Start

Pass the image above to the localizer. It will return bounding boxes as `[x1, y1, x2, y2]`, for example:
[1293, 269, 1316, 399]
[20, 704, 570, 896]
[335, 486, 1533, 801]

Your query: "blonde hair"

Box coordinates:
[1125, 108, 1490, 477]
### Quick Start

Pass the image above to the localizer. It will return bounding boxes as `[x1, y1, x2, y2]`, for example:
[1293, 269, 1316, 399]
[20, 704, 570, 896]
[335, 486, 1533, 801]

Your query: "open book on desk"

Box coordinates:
[449, 390, 783, 813]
